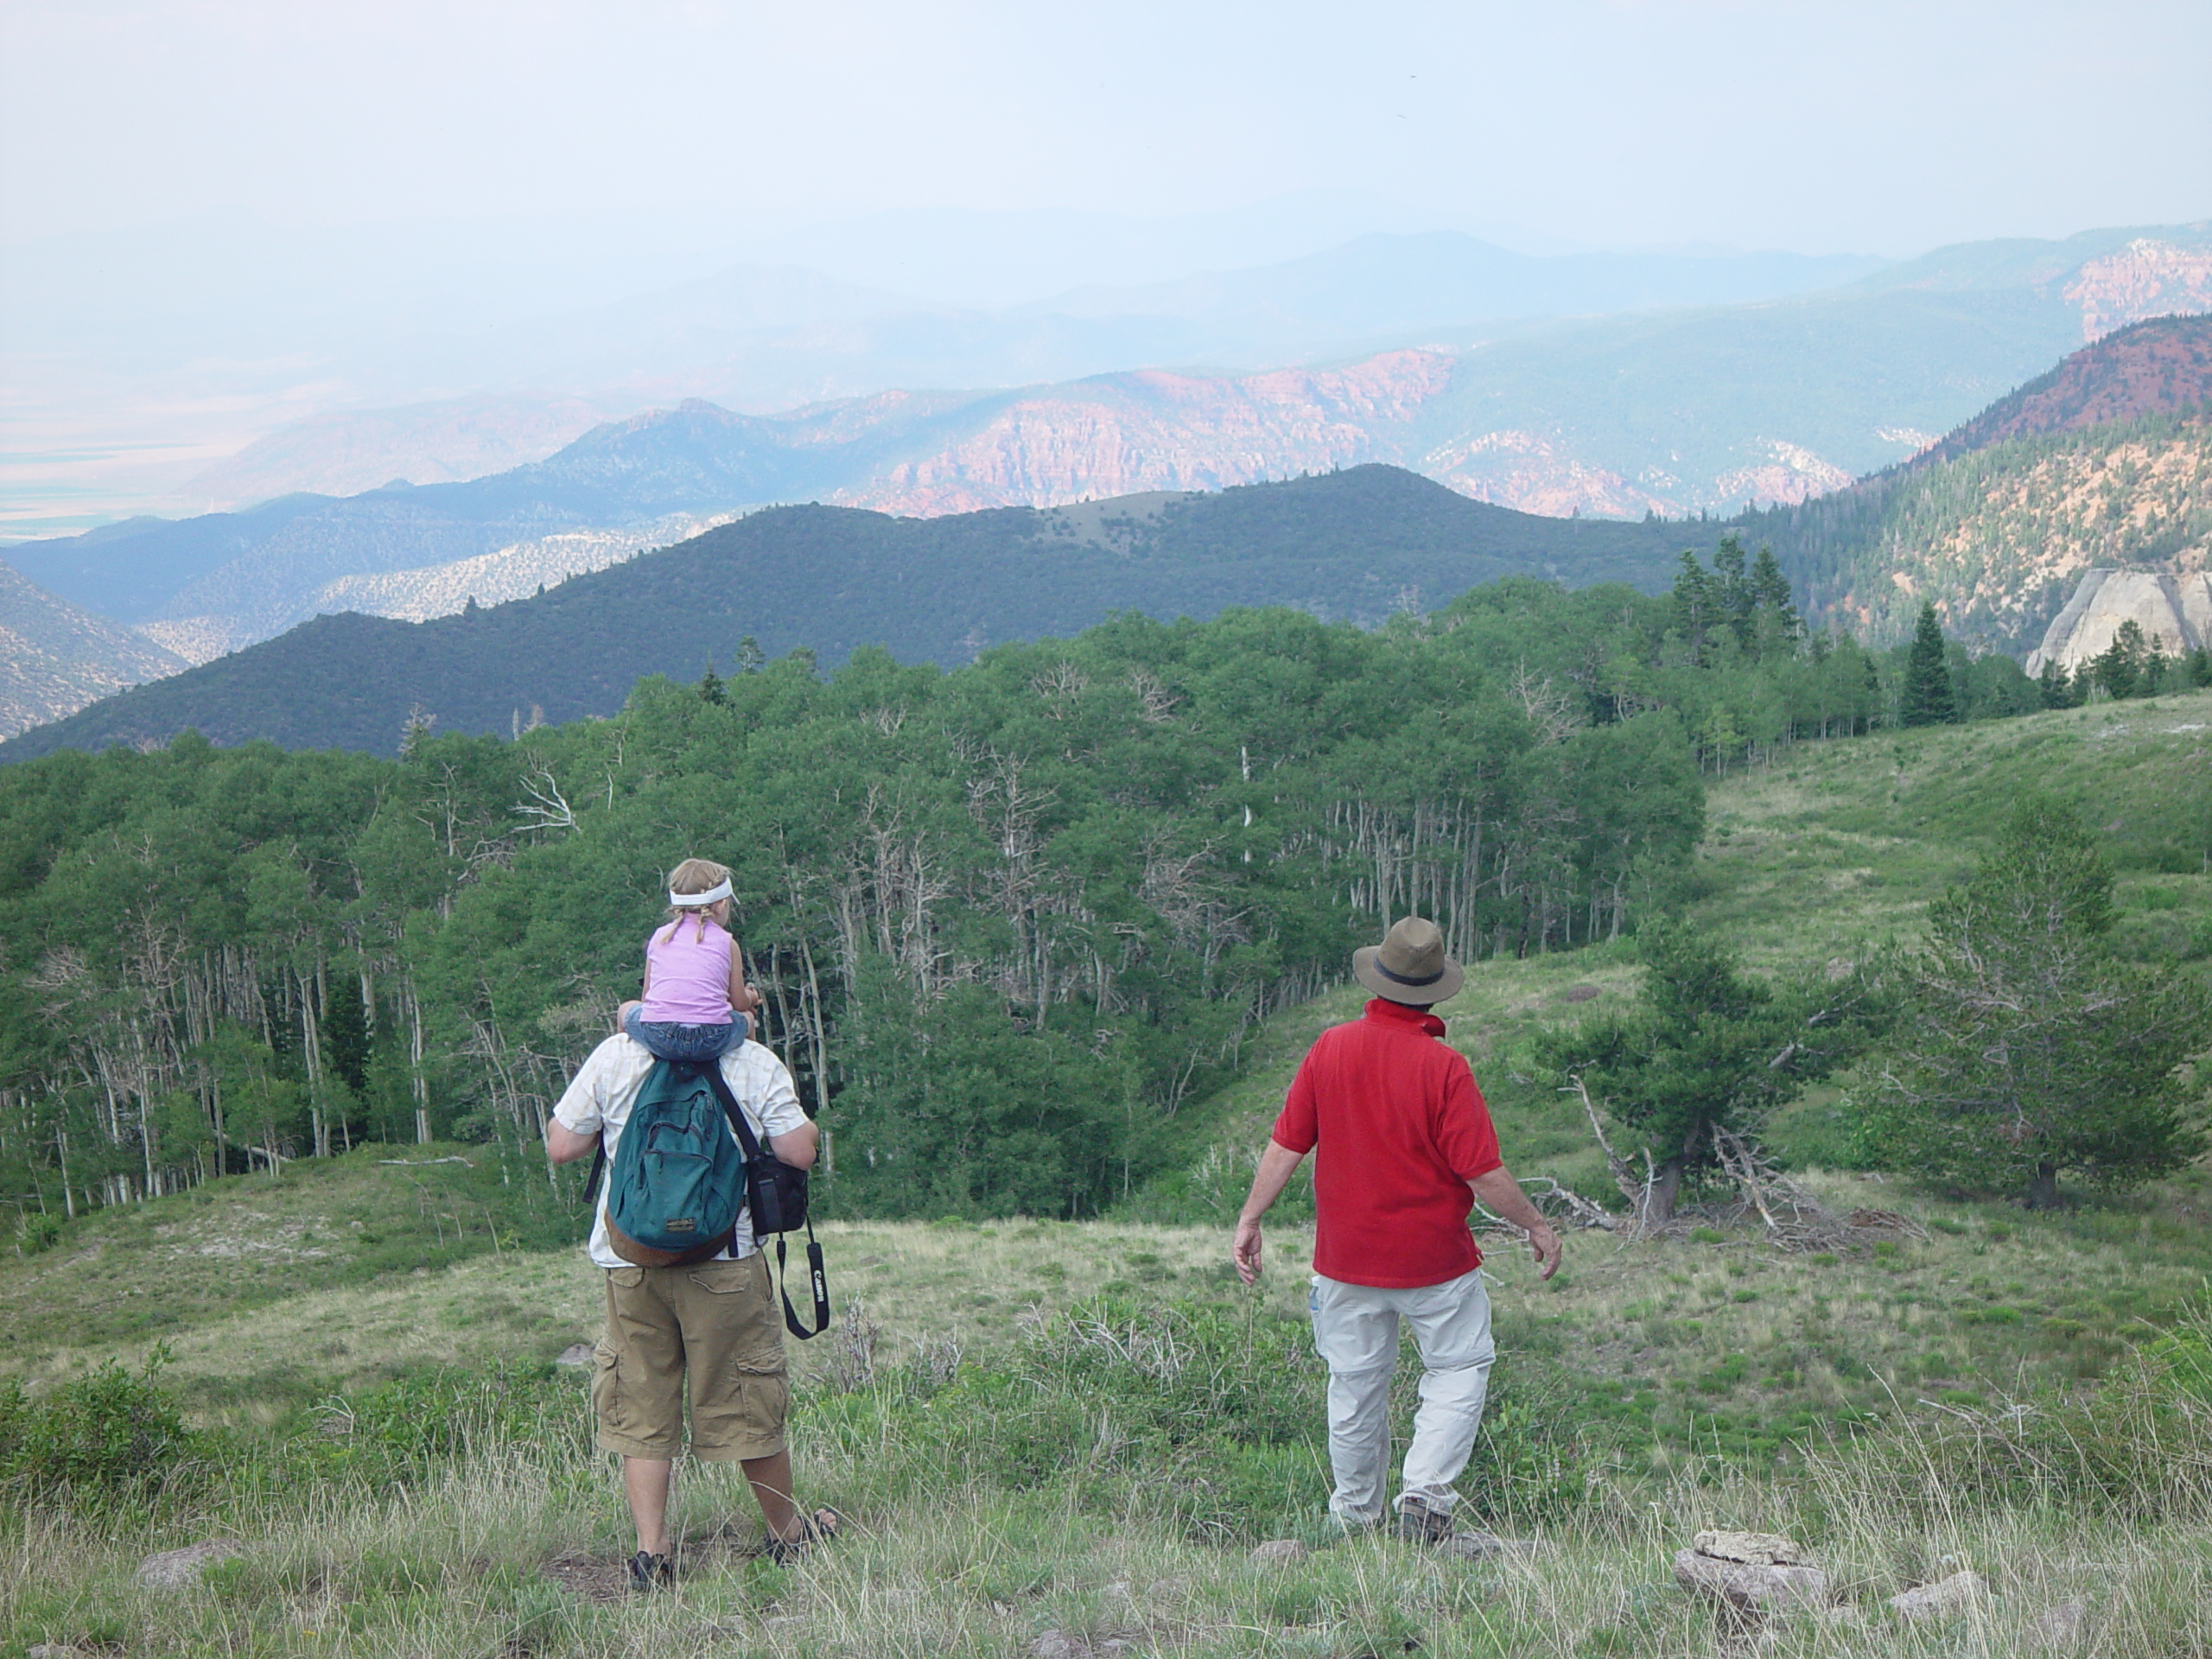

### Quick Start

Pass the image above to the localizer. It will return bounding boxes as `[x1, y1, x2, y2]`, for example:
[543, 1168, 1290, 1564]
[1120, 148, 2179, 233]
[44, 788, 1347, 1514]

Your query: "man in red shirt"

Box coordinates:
[1234, 916, 1562, 1542]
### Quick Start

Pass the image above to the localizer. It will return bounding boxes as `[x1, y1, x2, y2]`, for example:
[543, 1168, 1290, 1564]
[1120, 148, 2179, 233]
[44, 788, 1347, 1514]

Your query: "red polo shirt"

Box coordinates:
[1270, 997, 1503, 1288]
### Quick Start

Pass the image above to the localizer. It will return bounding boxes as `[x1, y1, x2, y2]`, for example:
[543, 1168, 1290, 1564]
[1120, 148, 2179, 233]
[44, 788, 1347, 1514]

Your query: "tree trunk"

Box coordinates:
[2025, 1160, 2062, 1211]
[1641, 1156, 1687, 1228]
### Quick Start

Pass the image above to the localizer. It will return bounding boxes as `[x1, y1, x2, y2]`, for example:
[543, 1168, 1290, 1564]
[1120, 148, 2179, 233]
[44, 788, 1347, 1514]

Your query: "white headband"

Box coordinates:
[670, 879, 732, 907]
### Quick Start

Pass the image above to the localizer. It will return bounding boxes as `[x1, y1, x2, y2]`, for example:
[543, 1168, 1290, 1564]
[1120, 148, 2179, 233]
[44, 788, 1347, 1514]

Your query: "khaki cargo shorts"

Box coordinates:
[592, 1253, 789, 1461]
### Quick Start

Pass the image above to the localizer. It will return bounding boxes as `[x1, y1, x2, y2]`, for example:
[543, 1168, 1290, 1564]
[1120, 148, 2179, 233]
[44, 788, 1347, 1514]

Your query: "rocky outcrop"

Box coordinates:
[2025, 569, 2212, 676]
[2066, 240, 2212, 343]
[847, 350, 1457, 517]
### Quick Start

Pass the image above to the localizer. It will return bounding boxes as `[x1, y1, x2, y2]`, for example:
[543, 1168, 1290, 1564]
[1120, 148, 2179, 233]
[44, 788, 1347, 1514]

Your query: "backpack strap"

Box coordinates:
[696, 1062, 831, 1341]
[582, 1140, 607, 1208]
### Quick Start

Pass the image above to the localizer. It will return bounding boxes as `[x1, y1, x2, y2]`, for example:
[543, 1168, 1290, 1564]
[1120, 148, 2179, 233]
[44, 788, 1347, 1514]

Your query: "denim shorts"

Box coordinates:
[623, 1008, 750, 1061]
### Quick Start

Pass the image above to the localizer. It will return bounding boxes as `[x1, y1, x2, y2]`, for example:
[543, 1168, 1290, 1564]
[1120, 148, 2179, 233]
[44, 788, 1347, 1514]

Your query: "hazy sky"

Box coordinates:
[4, 0, 2208, 261]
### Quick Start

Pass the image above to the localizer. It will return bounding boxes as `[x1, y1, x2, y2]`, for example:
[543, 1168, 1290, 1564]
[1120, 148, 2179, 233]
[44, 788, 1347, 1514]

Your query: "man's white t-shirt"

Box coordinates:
[552, 1034, 809, 1270]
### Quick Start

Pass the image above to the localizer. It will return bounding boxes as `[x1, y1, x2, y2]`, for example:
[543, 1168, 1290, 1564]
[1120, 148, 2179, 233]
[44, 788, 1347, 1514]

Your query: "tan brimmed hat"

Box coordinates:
[1352, 916, 1464, 1006]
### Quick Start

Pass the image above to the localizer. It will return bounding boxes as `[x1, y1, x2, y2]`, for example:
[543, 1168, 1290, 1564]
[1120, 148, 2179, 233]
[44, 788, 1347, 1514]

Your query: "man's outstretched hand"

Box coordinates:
[1526, 1219, 1564, 1281]
[1469, 1165, 1566, 1281]
[1232, 1217, 1265, 1285]
[1231, 1140, 1309, 1286]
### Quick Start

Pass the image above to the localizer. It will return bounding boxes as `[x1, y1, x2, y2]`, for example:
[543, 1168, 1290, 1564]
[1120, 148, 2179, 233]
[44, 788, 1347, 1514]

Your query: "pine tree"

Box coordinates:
[2036, 657, 2073, 709]
[1747, 545, 1801, 645]
[1670, 550, 1713, 660]
[1900, 602, 1955, 726]
[1869, 797, 2211, 1207]
[1712, 532, 1753, 646]
[2089, 620, 2146, 701]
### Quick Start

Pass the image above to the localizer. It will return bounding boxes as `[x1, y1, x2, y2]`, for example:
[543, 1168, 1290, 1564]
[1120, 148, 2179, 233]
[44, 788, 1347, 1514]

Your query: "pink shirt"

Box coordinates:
[639, 915, 734, 1025]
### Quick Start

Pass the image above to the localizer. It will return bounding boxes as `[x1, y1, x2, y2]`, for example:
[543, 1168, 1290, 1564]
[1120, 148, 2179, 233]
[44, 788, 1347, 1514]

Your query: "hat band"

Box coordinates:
[1374, 958, 1445, 988]
[671, 879, 733, 907]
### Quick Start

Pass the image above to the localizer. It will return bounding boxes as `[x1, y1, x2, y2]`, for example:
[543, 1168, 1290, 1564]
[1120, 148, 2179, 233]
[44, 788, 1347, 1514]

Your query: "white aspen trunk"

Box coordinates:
[405, 976, 430, 1144]
[300, 965, 331, 1159]
[798, 930, 829, 1110]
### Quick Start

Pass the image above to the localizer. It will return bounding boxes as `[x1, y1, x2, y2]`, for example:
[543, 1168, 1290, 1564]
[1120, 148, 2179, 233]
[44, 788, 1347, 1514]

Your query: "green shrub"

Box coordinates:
[13, 1213, 61, 1255]
[0, 1353, 195, 1507]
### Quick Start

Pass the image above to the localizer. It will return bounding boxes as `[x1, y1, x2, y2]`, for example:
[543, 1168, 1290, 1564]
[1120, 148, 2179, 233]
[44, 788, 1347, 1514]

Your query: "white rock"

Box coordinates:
[554, 1343, 594, 1366]
[1249, 1539, 1307, 1564]
[1693, 1530, 1810, 1567]
[2026, 569, 2212, 677]
[135, 1540, 245, 1591]
[1888, 1568, 1991, 1620]
[1675, 1548, 1830, 1611]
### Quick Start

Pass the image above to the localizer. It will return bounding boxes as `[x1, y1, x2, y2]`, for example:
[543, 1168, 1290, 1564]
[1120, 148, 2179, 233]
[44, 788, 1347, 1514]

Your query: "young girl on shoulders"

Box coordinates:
[617, 857, 766, 1062]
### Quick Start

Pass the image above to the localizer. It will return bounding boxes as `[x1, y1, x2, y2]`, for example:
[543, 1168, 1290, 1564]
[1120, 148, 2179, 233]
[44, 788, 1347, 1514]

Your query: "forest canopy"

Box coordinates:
[0, 562, 2039, 1224]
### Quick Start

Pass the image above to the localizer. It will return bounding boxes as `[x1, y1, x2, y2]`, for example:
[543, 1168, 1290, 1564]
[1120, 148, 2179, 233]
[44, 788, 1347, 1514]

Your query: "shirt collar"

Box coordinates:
[1363, 996, 1446, 1037]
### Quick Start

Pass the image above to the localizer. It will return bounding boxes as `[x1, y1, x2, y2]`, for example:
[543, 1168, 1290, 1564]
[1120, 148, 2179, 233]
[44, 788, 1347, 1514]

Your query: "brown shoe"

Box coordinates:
[1395, 1498, 1455, 1546]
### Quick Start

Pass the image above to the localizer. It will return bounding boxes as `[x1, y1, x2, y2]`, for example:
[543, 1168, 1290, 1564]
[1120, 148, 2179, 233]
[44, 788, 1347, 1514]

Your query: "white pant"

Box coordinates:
[1308, 1268, 1495, 1522]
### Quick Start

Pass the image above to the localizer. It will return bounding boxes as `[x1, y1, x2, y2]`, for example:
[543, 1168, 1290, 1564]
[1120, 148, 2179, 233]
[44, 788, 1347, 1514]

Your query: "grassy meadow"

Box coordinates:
[5, 689, 2212, 1656]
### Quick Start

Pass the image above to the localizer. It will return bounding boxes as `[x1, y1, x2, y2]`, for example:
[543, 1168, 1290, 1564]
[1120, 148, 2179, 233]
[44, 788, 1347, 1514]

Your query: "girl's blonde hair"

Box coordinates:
[661, 857, 733, 944]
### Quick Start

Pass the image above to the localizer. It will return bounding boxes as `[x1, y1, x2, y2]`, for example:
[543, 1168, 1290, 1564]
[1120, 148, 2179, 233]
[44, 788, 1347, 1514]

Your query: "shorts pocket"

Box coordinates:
[686, 1256, 762, 1295]
[607, 1267, 645, 1291]
[589, 1342, 623, 1430]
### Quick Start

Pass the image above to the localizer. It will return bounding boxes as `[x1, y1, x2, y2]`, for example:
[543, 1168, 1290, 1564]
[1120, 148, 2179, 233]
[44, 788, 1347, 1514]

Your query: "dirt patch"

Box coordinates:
[543, 1553, 631, 1603]
[1556, 984, 1602, 1003]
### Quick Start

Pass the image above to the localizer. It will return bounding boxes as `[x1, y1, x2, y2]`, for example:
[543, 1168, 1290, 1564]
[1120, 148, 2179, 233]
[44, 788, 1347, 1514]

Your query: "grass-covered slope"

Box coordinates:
[0, 466, 1700, 760]
[5, 695, 2210, 1657]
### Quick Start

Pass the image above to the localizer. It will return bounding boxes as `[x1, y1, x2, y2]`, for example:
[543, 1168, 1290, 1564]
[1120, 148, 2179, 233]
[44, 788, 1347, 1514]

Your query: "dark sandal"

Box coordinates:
[627, 1548, 674, 1591]
[764, 1508, 841, 1566]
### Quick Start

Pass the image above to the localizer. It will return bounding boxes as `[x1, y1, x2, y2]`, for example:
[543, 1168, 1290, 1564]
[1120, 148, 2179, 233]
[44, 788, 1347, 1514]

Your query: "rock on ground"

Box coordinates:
[1249, 1540, 1307, 1564]
[134, 1540, 245, 1591]
[1693, 1530, 1809, 1567]
[1674, 1548, 1830, 1611]
[554, 1343, 594, 1366]
[1888, 1568, 1991, 1620]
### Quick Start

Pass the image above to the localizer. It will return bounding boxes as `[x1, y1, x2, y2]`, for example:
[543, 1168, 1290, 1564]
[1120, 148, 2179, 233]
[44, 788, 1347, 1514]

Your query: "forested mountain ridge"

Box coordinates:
[1747, 318, 2212, 651]
[0, 467, 1704, 760]
[1914, 315, 2212, 467]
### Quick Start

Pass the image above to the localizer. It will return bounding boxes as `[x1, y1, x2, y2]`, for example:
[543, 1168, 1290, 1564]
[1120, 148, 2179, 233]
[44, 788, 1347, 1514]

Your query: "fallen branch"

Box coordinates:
[1568, 1075, 1645, 1215]
[377, 1156, 475, 1167]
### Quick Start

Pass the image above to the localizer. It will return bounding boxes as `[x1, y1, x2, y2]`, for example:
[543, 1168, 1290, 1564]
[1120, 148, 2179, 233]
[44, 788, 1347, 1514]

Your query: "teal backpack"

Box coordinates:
[582, 1058, 832, 1338]
[594, 1059, 748, 1268]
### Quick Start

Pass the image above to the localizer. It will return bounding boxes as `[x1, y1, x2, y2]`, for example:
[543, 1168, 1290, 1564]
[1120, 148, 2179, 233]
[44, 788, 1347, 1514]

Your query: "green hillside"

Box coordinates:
[5, 692, 2209, 1657]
